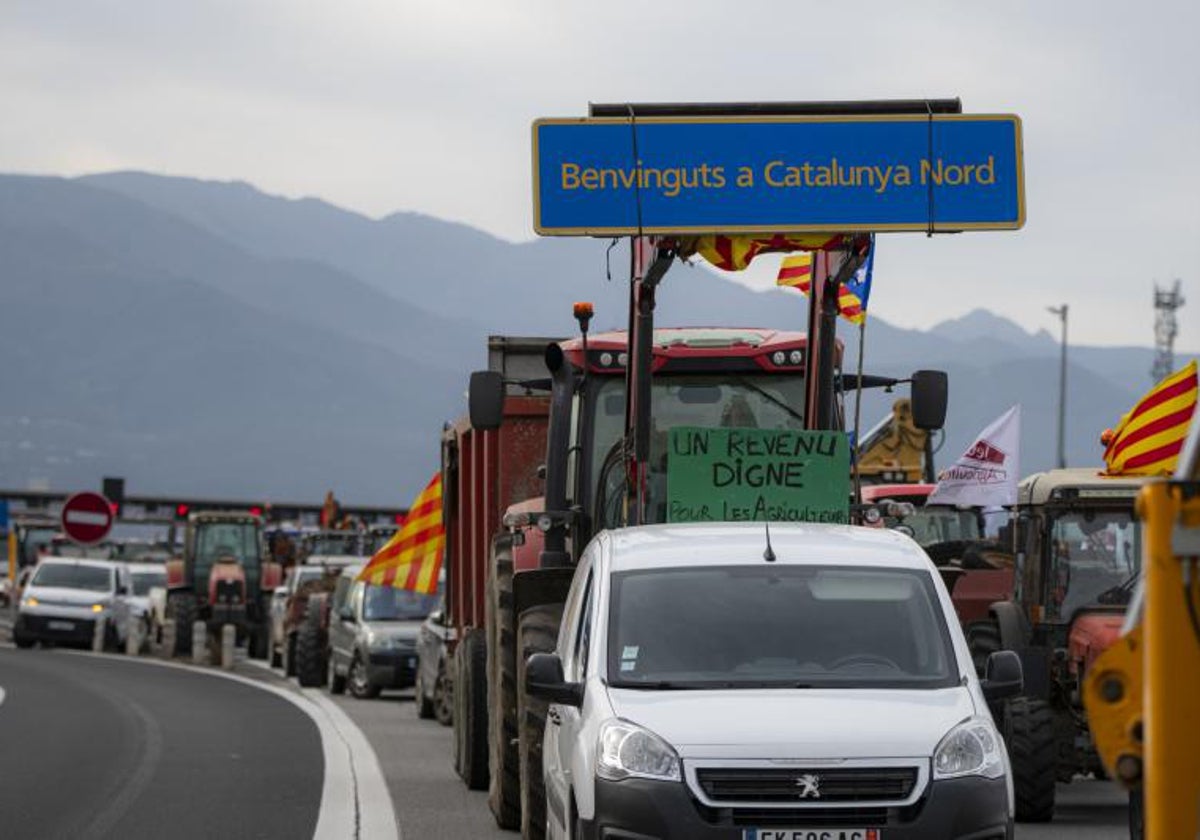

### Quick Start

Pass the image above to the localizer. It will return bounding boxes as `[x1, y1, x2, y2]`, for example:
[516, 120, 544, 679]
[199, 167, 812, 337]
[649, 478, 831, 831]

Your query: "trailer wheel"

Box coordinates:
[1005, 696, 1057, 822]
[965, 619, 1002, 677]
[167, 592, 197, 657]
[517, 602, 563, 840]
[295, 600, 327, 688]
[488, 538, 521, 828]
[457, 627, 490, 790]
[248, 625, 269, 660]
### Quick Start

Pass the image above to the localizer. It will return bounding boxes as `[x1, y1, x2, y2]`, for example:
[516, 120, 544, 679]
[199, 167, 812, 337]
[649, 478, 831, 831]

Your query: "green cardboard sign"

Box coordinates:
[667, 427, 850, 524]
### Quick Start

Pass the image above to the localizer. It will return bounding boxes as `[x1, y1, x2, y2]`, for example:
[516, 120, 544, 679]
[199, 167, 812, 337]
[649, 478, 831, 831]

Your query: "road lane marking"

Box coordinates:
[55, 650, 399, 840]
[77, 697, 164, 840]
[0, 686, 6, 707]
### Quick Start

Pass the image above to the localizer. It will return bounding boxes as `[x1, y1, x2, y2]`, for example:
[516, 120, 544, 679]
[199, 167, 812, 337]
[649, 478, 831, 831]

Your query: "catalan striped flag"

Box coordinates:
[358, 473, 444, 593]
[693, 233, 846, 271]
[776, 235, 875, 325]
[1103, 360, 1198, 476]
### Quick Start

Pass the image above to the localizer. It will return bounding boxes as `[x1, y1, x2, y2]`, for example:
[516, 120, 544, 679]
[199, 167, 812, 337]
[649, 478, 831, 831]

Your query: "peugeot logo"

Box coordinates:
[795, 773, 821, 799]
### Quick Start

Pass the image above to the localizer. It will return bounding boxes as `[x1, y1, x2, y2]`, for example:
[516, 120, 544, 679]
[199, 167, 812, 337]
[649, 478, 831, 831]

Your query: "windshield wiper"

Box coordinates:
[608, 680, 702, 690]
[733, 377, 805, 424]
[1095, 570, 1140, 606]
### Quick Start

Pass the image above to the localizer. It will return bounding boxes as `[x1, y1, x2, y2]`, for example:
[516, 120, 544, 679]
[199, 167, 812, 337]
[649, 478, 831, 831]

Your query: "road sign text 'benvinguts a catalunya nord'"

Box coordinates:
[533, 113, 1024, 235]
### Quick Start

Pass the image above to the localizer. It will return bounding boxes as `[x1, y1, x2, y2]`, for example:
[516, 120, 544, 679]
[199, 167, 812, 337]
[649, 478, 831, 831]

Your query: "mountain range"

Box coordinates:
[1, 172, 1190, 504]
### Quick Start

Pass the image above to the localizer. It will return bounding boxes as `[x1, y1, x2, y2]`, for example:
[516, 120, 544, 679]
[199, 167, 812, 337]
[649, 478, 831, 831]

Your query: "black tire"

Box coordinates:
[488, 538, 521, 829]
[1005, 696, 1058, 822]
[13, 633, 34, 649]
[248, 625, 269, 660]
[1128, 788, 1144, 840]
[348, 653, 381, 699]
[517, 602, 563, 840]
[285, 633, 298, 677]
[328, 652, 347, 694]
[167, 592, 197, 657]
[295, 600, 327, 688]
[270, 625, 283, 668]
[416, 663, 436, 719]
[434, 661, 454, 727]
[965, 619, 1002, 678]
[456, 626, 490, 790]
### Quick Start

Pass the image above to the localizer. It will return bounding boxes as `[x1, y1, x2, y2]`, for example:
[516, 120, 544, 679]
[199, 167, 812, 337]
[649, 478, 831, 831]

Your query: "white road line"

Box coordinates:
[54, 650, 399, 840]
[0, 686, 6, 707]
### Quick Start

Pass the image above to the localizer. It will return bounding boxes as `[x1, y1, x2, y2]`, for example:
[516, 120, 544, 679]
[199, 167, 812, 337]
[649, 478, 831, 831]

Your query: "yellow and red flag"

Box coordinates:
[1103, 360, 1197, 476]
[693, 233, 846, 272]
[775, 237, 874, 326]
[358, 473, 444, 593]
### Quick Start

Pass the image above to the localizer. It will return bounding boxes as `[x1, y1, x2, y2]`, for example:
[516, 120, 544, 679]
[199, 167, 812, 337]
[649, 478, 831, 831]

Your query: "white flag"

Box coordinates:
[927, 405, 1021, 507]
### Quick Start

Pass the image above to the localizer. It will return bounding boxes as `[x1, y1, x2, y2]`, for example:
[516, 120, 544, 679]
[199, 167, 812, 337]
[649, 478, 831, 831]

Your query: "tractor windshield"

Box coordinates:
[589, 374, 807, 528]
[194, 521, 262, 593]
[1046, 509, 1141, 620]
[885, 505, 982, 547]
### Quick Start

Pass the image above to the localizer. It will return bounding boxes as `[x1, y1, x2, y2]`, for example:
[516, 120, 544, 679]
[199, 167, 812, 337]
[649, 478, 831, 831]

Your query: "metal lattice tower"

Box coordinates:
[1152, 280, 1185, 382]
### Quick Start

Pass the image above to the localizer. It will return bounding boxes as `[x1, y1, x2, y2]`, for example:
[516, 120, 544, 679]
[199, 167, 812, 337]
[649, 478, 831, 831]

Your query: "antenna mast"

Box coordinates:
[1151, 280, 1185, 382]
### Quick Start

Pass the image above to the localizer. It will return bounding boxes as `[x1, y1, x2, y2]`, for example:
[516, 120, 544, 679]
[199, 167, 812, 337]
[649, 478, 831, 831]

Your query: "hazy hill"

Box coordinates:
[1, 172, 1190, 503]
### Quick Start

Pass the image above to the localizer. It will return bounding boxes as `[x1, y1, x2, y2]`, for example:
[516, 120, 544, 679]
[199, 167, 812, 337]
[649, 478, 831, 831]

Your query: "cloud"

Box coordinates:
[1, 0, 1196, 348]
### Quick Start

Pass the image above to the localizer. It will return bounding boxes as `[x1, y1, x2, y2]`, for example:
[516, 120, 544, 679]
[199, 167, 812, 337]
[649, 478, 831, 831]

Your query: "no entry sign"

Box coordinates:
[61, 491, 115, 544]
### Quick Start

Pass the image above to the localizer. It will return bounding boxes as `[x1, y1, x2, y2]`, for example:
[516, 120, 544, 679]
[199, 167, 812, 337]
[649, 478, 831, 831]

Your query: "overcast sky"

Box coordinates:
[3, 1, 1197, 349]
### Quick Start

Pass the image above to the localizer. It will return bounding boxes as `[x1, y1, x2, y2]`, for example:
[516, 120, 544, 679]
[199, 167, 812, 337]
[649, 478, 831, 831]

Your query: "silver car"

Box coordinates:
[13, 558, 134, 650]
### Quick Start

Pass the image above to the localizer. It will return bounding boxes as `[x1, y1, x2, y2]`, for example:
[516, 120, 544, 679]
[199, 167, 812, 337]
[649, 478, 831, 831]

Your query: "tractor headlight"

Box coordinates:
[934, 717, 1005, 779]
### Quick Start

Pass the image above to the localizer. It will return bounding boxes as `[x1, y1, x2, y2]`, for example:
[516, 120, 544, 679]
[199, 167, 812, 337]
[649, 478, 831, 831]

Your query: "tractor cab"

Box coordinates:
[1016, 469, 1145, 651]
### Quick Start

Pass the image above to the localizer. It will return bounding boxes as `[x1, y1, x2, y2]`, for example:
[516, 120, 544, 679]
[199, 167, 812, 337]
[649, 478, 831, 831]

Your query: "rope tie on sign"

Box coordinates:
[925, 99, 936, 237]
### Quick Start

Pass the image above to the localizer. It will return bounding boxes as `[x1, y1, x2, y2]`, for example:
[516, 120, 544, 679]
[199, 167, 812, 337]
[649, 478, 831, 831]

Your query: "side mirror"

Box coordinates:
[116, 584, 129, 596]
[981, 650, 1023, 701]
[525, 652, 583, 708]
[469, 371, 505, 431]
[427, 609, 444, 626]
[910, 370, 949, 431]
[339, 606, 355, 622]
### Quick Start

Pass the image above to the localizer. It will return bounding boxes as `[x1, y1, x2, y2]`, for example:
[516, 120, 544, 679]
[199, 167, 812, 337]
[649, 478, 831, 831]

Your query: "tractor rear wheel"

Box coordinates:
[965, 619, 1002, 677]
[487, 538, 521, 829]
[517, 602, 563, 840]
[295, 600, 327, 688]
[1005, 696, 1057, 822]
[167, 592, 197, 657]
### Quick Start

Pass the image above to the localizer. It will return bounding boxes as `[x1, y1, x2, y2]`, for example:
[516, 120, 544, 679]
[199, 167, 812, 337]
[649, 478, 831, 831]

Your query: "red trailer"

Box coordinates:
[438, 337, 555, 789]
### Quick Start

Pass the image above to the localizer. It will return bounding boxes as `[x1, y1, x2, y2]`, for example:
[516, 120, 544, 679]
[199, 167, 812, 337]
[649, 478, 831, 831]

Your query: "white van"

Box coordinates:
[527, 522, 1021, 840]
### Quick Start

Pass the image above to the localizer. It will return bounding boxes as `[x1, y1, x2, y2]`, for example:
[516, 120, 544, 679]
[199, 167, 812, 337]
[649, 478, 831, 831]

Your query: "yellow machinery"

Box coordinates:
[1084, 414, 1200, 839]
[856, 398, 930, 484]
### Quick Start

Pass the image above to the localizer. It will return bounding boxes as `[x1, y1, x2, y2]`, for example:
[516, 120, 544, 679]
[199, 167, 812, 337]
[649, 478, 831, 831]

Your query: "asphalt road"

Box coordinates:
[333, 687, 510, 840]
[0, 645, 324, 840]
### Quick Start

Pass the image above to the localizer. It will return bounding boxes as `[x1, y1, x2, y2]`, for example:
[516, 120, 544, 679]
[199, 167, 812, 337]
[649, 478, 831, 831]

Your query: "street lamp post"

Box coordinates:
[1047, 304, 1069, 468]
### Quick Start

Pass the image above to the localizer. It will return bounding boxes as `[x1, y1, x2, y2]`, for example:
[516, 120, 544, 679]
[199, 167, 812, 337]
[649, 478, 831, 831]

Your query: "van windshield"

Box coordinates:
[31, 563, 113, 593]
[607, 565, 958, 690]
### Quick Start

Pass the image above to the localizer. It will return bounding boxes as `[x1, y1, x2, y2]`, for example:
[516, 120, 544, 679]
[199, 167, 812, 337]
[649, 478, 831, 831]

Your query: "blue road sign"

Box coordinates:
[533, 115, 1024, 235]
[0, 499, 8, 532]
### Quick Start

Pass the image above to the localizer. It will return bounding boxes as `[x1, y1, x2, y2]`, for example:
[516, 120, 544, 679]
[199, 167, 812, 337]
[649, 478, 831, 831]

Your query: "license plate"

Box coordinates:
[48, 620, 76, 631]
[744, 830, 880, 840]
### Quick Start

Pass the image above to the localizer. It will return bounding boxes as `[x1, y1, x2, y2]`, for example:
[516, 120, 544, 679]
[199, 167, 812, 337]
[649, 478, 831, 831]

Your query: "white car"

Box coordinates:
[527, 523, 1021, 840]
[13, 558, 135, 650]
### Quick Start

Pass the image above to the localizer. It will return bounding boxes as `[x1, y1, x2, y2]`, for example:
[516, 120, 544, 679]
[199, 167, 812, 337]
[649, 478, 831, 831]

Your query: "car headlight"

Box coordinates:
[21, 596, 39, 608]
[92, 604, 105, 613]
[368, 633, 397, 650]
[596, 719, 681, 782]
[934, 716, 1005, 780]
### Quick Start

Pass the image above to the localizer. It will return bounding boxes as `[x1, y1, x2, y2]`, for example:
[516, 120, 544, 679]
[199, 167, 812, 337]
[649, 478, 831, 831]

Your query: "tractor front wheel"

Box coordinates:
[167, 592, 197, 658]
[1005, 696, 1057, 822]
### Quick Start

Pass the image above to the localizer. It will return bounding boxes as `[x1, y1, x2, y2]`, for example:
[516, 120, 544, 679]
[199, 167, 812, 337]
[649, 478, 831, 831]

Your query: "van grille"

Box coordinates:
[695, 766, 918, 804]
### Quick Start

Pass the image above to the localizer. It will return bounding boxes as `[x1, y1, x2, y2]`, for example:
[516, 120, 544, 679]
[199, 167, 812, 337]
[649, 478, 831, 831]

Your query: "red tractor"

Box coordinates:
[165, 510, 281, 662]
[957, 468, 1147, 822]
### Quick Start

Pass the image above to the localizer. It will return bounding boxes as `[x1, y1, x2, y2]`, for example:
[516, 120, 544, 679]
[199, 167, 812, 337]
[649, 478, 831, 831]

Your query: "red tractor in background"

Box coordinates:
[166, 510, 280, 662]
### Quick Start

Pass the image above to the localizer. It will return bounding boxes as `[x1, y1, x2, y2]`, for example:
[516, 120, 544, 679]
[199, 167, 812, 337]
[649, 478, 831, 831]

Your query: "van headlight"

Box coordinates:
[934, 717, 1005, 780]
[596, 719, 681, 782]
